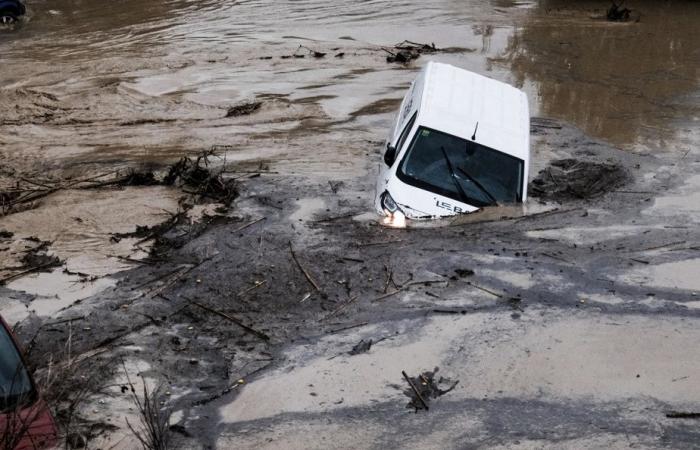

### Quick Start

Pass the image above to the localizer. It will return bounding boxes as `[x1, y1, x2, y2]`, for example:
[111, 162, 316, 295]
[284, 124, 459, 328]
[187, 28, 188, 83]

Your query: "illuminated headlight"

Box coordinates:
[380, 191, 407, 228]
[381, 191, 399, 214]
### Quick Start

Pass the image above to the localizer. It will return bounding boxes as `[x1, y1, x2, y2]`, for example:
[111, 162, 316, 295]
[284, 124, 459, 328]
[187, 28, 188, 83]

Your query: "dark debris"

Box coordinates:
[403, 367, 459, 412]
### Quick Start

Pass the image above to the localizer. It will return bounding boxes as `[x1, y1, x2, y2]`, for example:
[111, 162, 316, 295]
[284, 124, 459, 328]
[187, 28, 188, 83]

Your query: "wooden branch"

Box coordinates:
[185, 297, 270, 342]
[289, 242, 321, 292]
[402, 370, 429, 411]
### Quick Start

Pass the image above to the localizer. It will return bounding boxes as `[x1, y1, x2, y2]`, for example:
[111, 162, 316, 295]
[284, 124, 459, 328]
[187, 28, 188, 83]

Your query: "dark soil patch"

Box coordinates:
[454, 269, 475, 278]
[118, 170, 160, 186]
[225, 101, 262, 118]
[529, 158, 628, 200]
[350, 98, 402, 118]
[20, 240, 62, 270]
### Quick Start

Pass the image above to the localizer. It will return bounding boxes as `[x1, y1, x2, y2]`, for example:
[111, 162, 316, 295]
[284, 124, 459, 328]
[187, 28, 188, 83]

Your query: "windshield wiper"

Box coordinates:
[439, 146, 471, 205]
[456, 166, 498, 206]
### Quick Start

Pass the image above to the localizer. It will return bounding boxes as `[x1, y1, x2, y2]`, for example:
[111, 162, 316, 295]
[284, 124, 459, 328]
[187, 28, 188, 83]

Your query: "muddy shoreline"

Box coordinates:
[5, 118, 700, 448]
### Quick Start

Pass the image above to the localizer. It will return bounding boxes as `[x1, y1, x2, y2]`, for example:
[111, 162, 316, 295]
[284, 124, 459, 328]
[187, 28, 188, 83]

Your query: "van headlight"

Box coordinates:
[381, 191, 399, 214]
[381, 191, 407, 228]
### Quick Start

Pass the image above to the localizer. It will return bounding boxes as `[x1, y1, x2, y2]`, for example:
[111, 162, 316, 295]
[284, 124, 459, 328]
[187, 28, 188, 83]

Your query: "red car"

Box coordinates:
[0, 315, 57, 450]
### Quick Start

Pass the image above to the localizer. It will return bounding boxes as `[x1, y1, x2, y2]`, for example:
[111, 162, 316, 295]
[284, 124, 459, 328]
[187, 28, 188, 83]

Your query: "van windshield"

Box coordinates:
[0, 324, 34, 412]
[397, 127, 524, 207]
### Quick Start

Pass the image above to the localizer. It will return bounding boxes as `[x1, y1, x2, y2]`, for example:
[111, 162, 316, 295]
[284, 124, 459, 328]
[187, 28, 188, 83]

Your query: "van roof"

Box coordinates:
[418, 62, 529, 161]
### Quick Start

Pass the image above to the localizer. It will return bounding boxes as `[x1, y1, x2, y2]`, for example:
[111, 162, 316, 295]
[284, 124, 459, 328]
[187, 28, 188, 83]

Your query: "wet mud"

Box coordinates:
[1, 0, 700, 448]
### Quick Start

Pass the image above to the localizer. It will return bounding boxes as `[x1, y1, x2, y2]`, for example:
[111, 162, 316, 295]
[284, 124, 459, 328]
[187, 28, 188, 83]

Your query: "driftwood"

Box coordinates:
[184, 297, 270, 342]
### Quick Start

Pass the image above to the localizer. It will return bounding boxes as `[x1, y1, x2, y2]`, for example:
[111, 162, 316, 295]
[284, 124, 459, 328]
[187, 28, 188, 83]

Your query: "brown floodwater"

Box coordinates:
[1, 0, 699, 312]
[2, 0, 698, 162]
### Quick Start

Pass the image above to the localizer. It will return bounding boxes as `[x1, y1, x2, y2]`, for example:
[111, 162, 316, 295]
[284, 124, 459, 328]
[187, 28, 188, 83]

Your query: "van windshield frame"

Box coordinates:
[396, 126, 524, 207]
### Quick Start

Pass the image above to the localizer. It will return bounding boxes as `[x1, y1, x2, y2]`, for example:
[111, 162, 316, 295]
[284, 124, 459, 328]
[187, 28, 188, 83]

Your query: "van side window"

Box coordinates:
[395, 112, 417, 153]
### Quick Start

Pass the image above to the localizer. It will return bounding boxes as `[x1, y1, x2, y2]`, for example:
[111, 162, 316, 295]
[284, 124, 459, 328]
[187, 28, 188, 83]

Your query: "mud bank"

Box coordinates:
[7, 118, 700, 448]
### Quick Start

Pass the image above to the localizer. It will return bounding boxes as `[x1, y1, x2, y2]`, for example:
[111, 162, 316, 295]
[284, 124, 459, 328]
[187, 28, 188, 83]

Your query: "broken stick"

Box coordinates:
[402, 370, 429, 411]
[289, 241, 321, 292]
[185, 297, 270, 341]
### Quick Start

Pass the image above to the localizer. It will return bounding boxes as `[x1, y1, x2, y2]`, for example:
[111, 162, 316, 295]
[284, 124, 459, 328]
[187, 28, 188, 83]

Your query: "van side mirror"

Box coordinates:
[384, 143, 397, 166]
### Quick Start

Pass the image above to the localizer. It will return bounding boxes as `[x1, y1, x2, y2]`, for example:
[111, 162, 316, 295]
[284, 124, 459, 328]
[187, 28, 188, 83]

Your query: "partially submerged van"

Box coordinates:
[375, 62, 529, 225]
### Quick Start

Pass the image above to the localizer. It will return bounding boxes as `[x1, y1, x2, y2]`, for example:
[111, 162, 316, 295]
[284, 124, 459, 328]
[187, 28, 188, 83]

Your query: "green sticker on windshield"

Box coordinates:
[421, 129, 431, 136]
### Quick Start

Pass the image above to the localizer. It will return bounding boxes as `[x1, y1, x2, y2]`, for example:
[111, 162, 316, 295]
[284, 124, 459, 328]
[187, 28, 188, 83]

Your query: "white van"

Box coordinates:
[375, 62, 529, 225]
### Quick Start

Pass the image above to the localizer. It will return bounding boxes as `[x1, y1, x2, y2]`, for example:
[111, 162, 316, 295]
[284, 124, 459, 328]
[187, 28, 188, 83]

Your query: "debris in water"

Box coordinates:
[454, 269, 475, 278]
[163, 151, 237, 203]
[348, 339, 372, 355]
[0, 237, 62, 285]
[225, 101, 262, 118]
[666, 411, 700, 419]
[529, 158, 628, 200]
[117, 169, 160, 186]
[292, 45, 326, 58]
[384, 41, 439, 64]
[607, 1, 632, 22]
[402, 367, 459, 412]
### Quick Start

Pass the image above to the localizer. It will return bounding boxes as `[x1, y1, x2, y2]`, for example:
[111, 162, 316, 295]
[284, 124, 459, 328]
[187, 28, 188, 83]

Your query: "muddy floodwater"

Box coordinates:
[1, 0, 700, 448]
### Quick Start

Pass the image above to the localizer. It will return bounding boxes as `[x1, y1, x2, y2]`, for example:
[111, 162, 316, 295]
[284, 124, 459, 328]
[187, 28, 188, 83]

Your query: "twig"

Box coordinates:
[185, 297, 270, 341]
[465, 281, 503, 298]
[141, 266, 193, 300]
[383, 264, 393, 294]
[0, 261, 56, 285]
[513, 207, 581, 224]
[289, 242, 321, 292]
[231, 217, 266, 234]
[341, 257, 364, 263]
[326, 322, 369, 334]
[44, 316, 86, 326]
[357, 239, 404, 248]
[636, 241, 686, 252]
[115, 255, 151, 265]
[402, 371, 429, 411]
[321, 296, 359, 321]
[371, 288, 405, 302]
[630, 258, 650, 265]
[540, 252, 573, 264]
[237, 280, 267, 297]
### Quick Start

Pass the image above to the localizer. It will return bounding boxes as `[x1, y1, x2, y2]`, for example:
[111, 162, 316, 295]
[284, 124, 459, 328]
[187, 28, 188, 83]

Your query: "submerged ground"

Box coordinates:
[1, 0, 699, 448]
